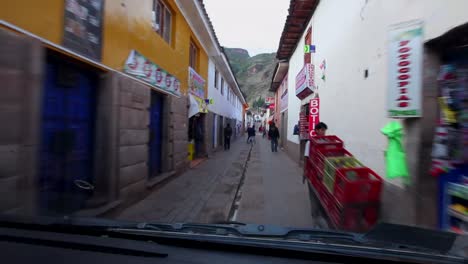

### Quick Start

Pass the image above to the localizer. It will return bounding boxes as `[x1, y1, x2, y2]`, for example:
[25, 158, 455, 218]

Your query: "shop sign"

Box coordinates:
[124, 50, 181, 96]
[193, 94, 208, 113]
[189, 67, 206, 98]
[280, 76, 288, 112]
[295, 64, 315, 99]
[309, 98, 320, 138]
[387, 20, 423, 118]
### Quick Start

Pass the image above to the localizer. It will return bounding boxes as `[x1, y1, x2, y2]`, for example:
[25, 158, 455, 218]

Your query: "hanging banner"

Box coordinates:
[387, 20, 423, 118]
[124, 50, 181, 96]
[309, 98, 320, 138]
[63, 0, 104, 61]
[188, 94, 208, 118]
[189, 67, 206, 98]
[295, 63, 315, 99]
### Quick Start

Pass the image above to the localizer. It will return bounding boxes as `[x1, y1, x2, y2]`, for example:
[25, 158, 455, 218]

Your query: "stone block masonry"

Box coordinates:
[0, 28, 43, 214]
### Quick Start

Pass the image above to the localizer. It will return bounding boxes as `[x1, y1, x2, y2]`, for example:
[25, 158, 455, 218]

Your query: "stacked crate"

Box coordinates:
[306, 136, 383, 232]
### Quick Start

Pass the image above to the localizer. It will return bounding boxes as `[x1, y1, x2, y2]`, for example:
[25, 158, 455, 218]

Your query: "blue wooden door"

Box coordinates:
[149, 92, 164, 178]
[39, 59, 96, 215]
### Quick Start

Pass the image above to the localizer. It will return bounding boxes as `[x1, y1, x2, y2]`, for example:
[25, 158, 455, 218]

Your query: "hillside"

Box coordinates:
[224, 48, 277, 108]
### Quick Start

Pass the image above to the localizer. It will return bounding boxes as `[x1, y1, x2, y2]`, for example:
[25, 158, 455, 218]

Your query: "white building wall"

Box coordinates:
[286, 0, 468, 175]
[207, 59, 243, 123]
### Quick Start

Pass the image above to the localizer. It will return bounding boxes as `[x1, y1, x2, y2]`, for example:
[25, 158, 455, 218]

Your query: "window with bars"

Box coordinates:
[153, 0, 172, 44]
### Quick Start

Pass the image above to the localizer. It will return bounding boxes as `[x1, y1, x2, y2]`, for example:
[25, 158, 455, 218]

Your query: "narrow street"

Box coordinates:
[116, 135, 314, 227]
[235, 136, 313, 227]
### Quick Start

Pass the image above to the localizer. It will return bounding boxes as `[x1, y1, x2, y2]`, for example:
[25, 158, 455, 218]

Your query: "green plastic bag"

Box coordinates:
[381, 121, 409, 180]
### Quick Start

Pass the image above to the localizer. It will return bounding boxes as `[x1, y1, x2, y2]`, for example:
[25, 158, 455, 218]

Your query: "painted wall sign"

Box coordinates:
[124, 50, 181, 96]
[189, 67, 206, 98]
[63, 0, 104, 61]
[309, 98, 320, 138]
[295, 64, 315, 99]
[387, 20, 423, 118]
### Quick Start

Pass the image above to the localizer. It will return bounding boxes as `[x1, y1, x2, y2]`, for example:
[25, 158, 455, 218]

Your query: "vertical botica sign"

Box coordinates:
[309, 98, 320, 138]
[387, 20, 423, 118]
[63, 0, 104, 61]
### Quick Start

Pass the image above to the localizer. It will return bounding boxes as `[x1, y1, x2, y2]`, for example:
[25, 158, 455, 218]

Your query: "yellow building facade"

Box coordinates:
[1, 0, 209, 95]
[0, 0, 210, 215]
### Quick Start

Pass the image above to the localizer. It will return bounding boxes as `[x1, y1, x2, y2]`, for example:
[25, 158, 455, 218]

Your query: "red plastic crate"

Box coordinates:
[311, 147, 354, 181]
[333, 167, 383, 205]
[328, 202, 380, 232]
[309, 135, 344, 156]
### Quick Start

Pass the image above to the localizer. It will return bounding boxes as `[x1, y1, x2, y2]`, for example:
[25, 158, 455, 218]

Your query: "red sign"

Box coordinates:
[266, 97, 275, 105]
[309, 98, 320, 138]
[295, 64, 315, 99]
[269, 103, 275, 109]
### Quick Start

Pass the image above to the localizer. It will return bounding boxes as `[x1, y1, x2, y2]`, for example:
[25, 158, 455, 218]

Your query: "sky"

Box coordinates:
[203, 0, 290, 56]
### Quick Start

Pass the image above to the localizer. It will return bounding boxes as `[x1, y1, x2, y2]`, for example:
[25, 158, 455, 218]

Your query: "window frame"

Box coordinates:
[189, 41, 199, 70]
[214, 69, 219, 89]
[221, 78, 224, 95]
[153, 0, 172, 44]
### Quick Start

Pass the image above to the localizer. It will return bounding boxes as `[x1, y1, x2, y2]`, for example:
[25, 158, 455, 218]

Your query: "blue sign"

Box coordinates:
[304, 45, 316, 53]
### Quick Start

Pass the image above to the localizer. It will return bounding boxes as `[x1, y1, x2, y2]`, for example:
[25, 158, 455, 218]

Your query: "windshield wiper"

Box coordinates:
[109, 222, 362, 244]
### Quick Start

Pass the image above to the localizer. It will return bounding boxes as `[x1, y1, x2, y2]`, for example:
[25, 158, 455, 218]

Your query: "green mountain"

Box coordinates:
[224, 48, 277, 108]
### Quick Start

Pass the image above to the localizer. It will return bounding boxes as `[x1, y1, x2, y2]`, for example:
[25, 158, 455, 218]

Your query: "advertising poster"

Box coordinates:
[189, 67, 206, 99]
[63, 0, 104, 61]
[387, 20, 423, 118]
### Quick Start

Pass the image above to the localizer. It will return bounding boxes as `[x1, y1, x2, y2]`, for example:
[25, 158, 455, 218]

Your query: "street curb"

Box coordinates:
[227, 144, 253, 221]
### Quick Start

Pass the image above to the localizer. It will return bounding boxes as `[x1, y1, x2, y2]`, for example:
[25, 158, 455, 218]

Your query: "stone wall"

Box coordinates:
[0, 29, 42, 214]
[169, 96, 189, 174]
[204, 112, 215, 155]
[116, 75, 151, 206]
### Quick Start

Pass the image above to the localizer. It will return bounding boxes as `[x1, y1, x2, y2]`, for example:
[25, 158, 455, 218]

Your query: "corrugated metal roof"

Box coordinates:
[276, 0, 320, 60]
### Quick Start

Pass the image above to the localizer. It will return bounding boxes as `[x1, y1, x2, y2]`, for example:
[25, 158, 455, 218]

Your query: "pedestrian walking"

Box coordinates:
[247, 125, 256, 144]
[224, 123, 233, 150]
[268, 122, 280, 152]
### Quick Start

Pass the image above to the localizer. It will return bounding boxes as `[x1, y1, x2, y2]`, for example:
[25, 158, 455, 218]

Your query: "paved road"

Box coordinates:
[117, 135, 315, 228]
[236, 136, 314, 228]
[117, 137, 251, 224]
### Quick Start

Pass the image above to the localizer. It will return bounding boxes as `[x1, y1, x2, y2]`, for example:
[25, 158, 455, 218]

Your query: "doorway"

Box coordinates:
[39, 56, 97, 215]
[149, 91, 164, 178]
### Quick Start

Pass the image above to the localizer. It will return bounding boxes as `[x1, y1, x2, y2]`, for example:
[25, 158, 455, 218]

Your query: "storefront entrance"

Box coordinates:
[149, 91, 164, 178]
[39, 56, 96, 215]
[189, 114, 205, 159]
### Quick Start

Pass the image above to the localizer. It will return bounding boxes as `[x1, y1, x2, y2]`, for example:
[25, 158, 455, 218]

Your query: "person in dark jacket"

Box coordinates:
[247, 125, 256, 144]
[268, 122, 280, 152]
[224, 123, 233, 150]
